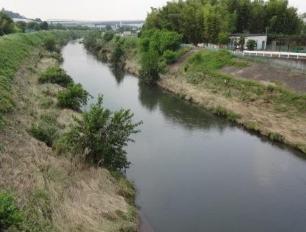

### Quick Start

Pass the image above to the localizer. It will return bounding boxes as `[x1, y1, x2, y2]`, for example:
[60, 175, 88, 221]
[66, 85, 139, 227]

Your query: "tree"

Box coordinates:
[140, 29, 182, 55]
[204, 4, 221, 44]
[63, 96, 141, 171]
[15, 21, 26, 32]
[111, 40, 125, 66]
[249, 0, 266, 33]
[27, 21, 40, 31]
[140, 48, 160, 85]
[239, 36, 245, 51]
[265, 0, 302, 34]
[0, 12, 15, 36]
[40, 21, 49, 30]
[180, 1, 204, 45]
[143, 0, 303, 46]
[218, 32, 230, 45]
[139, 29, 182, 84]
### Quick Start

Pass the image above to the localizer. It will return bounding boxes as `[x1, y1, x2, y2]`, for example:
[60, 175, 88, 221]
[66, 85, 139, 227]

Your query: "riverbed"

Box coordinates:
[62, 41, 306, 232]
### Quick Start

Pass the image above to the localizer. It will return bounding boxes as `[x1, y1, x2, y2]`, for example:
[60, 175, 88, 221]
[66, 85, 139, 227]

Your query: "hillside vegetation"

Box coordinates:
[0, 32, 138, 231]
[0, 31, 71, 128]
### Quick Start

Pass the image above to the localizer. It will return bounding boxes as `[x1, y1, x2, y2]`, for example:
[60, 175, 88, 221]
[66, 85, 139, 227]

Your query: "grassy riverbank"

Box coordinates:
[0, 32, 138, 231]
[0, 31, 69, 128]
[83, 33, 306, 155]
[161, 50, 306, 154]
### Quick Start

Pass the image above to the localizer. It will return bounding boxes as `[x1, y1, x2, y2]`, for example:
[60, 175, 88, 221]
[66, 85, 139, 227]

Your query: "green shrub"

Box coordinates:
[0, 192, 23, 231]
[39, 66, 73, 87]
[57, 84, 89, 111]
[163, 50, 177, 64]
[0, 12, 15, 36]
[246, 39, 257, 51]
[186, 50, 238, 71]
[30, 114, 59, 147]
[111, 41, 125, 65]
[268, 132, 284, 143]
[44, 37, 57, 52]
[103, 31, 114, 42]
[140, 49, 160, 85]
[62, 96, 141, 171]
[139, 29, 182, 84]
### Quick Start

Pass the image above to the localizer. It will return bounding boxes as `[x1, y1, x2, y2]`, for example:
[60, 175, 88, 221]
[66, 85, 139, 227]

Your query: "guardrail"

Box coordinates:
[241, 50, 306, 60]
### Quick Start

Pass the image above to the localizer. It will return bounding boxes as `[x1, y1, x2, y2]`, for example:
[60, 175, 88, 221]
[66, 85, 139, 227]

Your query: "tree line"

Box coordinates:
[0, 10, 49, 36]
[144, 0, 303, 45]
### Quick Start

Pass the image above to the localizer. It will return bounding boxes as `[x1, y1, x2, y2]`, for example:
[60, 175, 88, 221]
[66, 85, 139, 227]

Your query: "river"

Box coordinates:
[61, 41, 306, 232]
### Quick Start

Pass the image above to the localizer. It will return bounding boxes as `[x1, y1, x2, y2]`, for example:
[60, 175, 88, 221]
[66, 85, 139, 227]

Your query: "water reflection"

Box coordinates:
[111, 66, 125, 85]
[138, 81, 228, 131]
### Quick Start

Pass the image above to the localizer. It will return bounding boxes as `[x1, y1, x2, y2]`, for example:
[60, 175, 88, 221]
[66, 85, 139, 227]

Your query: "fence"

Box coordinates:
[242, 50, 306, 59]
[231, 50, 306, 73]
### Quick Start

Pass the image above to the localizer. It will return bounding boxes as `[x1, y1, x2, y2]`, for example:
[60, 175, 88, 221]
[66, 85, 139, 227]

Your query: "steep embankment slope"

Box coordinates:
[0, 33, 137, 232]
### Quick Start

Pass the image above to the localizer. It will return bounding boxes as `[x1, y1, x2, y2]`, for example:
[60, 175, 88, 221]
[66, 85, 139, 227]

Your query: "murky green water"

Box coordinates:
[62, 41, 306, 232]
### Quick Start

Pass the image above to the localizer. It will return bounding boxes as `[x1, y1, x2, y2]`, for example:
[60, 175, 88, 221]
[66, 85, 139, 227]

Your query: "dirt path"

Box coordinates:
[169, 48, 202, 73]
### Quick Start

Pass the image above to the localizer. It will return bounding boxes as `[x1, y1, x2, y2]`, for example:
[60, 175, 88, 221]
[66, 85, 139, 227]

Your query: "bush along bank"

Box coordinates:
[0, 32, 139, 231]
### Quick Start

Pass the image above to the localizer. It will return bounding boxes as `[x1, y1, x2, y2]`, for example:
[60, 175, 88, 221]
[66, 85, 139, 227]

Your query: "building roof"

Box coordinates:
[230, 33, 267, 37]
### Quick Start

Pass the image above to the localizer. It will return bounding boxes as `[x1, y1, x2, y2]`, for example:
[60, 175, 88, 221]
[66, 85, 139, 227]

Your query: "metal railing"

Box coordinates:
[241, 50, 306, 60]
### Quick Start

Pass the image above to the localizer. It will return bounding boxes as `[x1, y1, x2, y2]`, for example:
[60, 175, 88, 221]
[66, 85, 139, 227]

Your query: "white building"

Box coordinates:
[229, 34, 267, 50]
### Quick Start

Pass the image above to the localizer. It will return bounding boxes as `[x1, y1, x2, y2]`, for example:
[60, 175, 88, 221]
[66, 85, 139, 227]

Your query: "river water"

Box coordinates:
[62, 41, 306, 232]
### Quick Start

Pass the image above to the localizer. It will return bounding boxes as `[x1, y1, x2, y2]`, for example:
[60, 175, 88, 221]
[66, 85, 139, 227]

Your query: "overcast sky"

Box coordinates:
[1, 0, 306, 21]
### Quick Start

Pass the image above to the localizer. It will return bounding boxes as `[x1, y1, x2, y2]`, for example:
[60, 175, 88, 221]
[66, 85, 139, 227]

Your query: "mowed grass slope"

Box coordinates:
[0, 31, 70, 127]
[184, 50, 306, 116]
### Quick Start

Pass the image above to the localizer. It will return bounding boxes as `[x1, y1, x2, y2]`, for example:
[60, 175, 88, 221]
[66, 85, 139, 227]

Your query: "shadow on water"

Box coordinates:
[138, 81, 228, 132]
[111, 66, 125, 85]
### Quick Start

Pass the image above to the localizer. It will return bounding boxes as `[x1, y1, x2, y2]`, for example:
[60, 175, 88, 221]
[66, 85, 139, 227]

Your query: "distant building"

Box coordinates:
[122, 31, 132, 36]
[12, 18, 34, 23]
[229, 34, 267, 50]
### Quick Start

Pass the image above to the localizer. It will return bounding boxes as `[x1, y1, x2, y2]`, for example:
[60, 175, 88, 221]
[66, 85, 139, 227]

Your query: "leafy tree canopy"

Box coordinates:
[0, 12, 15, 36]
[143, 0, 303, 44]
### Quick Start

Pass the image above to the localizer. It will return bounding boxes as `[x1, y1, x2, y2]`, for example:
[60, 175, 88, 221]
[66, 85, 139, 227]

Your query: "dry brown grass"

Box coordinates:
[0, 51, 137, 231]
